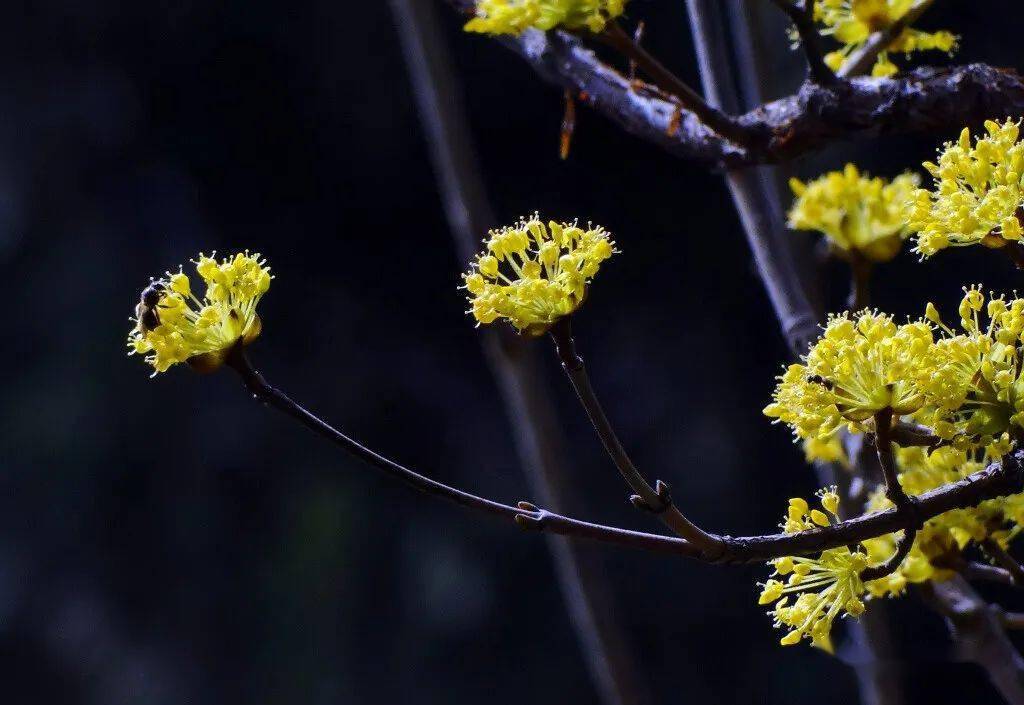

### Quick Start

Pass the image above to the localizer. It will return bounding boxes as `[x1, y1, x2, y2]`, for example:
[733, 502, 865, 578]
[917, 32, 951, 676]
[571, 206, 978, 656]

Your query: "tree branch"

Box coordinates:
[390, 2, 649, 702]
[593, 21, 750, 144]
[984, 540, 1024, 587]
[450, 11, 1024, 170]
[836, 0, 935, 79]
[767, 0, 837, 84]
[223, 345, 1024, 565]
[548, 317, 725, 553]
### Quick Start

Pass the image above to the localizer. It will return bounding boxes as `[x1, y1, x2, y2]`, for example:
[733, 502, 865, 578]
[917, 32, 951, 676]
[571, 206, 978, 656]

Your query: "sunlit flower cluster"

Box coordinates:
[463, 0, 626, 36]
[860, 446, 1024, 595]
[758, 489, 868, 652]
[788, 164, 919, 262]
[906, 120, 1024, 257]
[759, 460, 1024, 649]
[127, 252, 271, 374]
[462, 215, 616, 335]
[808, 0, 957, 77]
[763, 310, 932, 440]
[764, 286, 1024, 457]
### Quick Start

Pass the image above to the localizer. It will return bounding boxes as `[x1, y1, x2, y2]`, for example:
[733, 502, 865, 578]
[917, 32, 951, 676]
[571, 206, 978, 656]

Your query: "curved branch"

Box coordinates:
[454, 15, 1024, 170]
[767, 0, 837, 84]
[218, 351, 1024, 566]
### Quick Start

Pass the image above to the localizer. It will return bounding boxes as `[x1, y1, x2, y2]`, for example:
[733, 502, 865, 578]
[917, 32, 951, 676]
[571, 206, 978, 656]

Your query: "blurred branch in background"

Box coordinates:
[389, 1, 650, 703]
[684, 1, 899, 702]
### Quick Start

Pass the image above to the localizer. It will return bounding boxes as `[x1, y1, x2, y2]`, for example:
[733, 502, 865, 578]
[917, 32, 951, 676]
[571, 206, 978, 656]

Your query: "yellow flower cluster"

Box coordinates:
[758, 489, 868, 652]
[860, 446, 1024, 597]
[759, 465, 1024, 650]
[810, 0, 957, 77]
[764, 310, 932, 440]
[463, 215, 616, 335]
[128, 252, 271, 374]
[906, 120, 1024, 257]
[765, 287, 1024, 456]
[463, 0, 626, 36]
[788, 164, 920, 262]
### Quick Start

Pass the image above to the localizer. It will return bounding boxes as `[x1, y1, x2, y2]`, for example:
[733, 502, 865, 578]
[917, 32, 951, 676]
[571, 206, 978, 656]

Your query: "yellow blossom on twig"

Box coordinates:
[462, 214, 615, 336]
[788, 164, 919, 262]
[907, 120, 1024, 257]
[758, 488, 868, 652]
[463, 0, 626, 36]
[810, 0, 957, 77]
[127, 251, 271, 375]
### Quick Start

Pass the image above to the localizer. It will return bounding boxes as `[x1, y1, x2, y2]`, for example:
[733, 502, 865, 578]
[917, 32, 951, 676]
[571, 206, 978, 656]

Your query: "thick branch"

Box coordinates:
[453, 14, 1024, 170]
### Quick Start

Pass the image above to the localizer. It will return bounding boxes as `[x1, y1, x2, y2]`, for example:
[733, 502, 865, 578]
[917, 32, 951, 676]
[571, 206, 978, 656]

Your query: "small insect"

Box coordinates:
[806, 374, 834, 391]
[134, 281, 164, 334]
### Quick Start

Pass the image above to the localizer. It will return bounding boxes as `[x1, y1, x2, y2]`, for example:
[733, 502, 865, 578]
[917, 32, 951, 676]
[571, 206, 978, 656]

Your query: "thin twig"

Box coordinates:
[593, 21, 750, 145]
[767, 0, 838, 84]
[390, 2, 648, 702]
[861, 528, 916, 581]
[848, 254, 872, 311]
[874, 410, 917, 510]
[984, 539, 1024, 587]
[837, 0, 936, 79]
[223, 343, 1024, 563]
[548, 317, 725, 553]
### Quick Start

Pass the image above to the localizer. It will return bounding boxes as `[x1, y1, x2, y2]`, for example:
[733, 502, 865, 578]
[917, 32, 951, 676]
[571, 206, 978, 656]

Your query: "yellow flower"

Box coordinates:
[788, 164, 920, 262]
[127, 251, 271, 374]
[907, 120, 1024, 257]
[919, 287, 1024, 450]
[759, 489, 868, 652]
[464, 0, 626, 36]
[810, 0, 957, 77]
[764, 311, 933, 440]
[802, 435, 849, 467]
[463, 215, 615, 335]
[860, 443, 1020, 598]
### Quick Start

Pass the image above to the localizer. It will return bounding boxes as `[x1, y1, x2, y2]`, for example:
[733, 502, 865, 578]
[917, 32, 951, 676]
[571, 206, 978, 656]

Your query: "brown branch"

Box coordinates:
[592, 21, 749, 144]
[985, 540, 1024, 587]
[392, 3, 651, 702]
[861, 528, 917, 582]
[452, 11, 1024, 170]
[836, 0, 935, 79]
[548, 317, 725, 553]
[767, 0, 837, 84]
[224, 340, 1024, 566]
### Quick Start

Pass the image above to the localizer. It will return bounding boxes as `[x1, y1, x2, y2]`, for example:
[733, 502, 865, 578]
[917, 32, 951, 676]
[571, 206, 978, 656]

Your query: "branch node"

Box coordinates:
[629, 480, 673, 514]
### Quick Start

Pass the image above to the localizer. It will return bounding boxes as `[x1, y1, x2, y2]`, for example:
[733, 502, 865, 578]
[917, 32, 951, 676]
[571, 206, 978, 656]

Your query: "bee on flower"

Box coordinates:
[805, 0, 957, 77]
[462, 215, 616, 336]
[463, 0, 626, 36]
[907, 120, 1024, 258]
[763, 310, 933, 441]
[127, 251, 271, 375]
[788, 164, 920, 263]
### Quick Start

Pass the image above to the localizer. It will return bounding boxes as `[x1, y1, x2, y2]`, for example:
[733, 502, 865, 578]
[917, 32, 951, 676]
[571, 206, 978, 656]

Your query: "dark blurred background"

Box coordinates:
[2, 1, 1023, 703]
